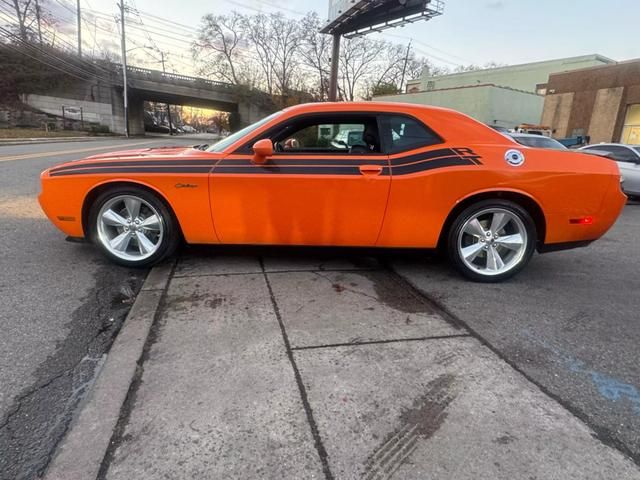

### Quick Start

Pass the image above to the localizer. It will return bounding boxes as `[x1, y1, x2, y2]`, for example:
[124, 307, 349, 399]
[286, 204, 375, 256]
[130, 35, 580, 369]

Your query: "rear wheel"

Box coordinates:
[88, 186, 180, 267]
[447, 200, 536, 282]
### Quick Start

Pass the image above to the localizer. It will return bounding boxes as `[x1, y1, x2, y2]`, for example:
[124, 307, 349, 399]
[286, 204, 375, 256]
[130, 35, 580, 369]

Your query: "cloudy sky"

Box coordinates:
[13, 0, 639, 72]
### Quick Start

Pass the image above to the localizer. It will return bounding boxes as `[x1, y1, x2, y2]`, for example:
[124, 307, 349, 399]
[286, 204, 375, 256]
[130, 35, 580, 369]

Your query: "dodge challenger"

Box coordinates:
[39, 102, 626, 282]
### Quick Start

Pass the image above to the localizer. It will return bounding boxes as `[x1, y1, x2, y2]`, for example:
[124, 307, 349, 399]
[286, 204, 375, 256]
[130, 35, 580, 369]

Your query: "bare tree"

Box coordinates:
[270, 13, 303, 101]
[243, 13, 276, 95]
[193, 12, 247, 85]
[338, 36, 382, 101]
[299, 12, 331, 100]
[10, 0, 34, 41]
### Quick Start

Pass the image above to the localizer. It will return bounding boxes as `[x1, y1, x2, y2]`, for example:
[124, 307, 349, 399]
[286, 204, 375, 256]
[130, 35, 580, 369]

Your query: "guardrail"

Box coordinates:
[113, 65, 234, 90]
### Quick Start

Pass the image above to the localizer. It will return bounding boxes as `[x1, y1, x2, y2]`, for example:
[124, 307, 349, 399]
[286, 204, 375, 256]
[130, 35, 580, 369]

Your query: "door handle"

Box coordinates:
[359, 165, 383, 175]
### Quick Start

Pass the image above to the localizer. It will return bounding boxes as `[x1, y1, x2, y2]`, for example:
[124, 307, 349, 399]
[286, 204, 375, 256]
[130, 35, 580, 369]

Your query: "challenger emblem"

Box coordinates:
[505, 149, 525, 166]
[175, 183, 198, 189]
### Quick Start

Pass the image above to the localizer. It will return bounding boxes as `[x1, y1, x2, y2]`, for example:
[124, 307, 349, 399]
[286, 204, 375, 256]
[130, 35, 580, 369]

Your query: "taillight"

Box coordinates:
[569, 216, 594, 225]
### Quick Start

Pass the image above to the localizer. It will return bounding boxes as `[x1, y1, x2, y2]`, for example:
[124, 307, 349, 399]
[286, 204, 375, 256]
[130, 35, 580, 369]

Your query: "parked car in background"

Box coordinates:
[507, 133, 567, 150]
[182, 125, 197, 134]
[579, 143, 640, 198]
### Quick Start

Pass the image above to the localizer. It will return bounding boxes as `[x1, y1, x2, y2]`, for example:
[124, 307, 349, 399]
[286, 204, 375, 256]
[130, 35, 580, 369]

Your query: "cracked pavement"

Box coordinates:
[96, 248, 640, 479]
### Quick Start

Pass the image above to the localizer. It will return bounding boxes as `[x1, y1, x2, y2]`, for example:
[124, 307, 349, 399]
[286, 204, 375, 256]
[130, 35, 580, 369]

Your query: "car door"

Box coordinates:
[209, 113, 391, 246]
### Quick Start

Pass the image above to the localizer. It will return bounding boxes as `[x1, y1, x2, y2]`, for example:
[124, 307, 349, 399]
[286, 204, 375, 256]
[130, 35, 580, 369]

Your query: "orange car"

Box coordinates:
[38, 102, 626, 281]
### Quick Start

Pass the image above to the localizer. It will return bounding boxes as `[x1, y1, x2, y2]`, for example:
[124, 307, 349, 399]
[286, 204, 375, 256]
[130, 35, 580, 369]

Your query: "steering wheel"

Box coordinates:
[275, 141, 284, 152]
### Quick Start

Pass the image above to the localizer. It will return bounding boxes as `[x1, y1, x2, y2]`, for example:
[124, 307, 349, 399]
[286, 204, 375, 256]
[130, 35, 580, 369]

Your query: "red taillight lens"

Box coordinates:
[569, 216, 594, 225]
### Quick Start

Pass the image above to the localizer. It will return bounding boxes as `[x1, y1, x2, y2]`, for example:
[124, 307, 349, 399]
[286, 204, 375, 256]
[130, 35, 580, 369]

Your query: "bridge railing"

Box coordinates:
[113, 65, 234, 91]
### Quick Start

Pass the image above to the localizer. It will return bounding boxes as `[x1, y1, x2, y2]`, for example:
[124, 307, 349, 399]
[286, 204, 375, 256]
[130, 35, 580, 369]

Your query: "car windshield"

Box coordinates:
[206, 111, 282, 153]
[514, 136, 566, 150]
[634, 147, 640, 155]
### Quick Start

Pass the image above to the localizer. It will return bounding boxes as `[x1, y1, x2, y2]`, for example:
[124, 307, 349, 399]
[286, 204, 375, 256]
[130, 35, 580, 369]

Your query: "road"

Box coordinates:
[0, 135, 214, 480]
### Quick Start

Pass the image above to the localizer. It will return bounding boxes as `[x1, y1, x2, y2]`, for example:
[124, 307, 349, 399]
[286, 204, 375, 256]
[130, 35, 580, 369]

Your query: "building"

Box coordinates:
[375, 54, 614, 129]
[541, 59, 640, 143]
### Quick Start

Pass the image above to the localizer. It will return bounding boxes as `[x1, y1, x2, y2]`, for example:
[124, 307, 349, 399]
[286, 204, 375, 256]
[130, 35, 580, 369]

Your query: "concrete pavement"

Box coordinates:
[53, 249, 640, 479]
[393, 202, 640, 462]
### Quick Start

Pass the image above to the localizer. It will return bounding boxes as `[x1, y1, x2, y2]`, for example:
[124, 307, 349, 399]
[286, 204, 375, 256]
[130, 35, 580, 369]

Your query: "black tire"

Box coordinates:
[446, 199, 536, 282]
[88, 186, 180, 267]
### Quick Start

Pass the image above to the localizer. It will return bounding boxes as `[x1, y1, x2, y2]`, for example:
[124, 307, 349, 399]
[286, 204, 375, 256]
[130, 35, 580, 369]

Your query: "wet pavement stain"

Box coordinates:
[494, 433, 517, 445]
[363, 374, 456, 480]
[357, 270, 437, 315]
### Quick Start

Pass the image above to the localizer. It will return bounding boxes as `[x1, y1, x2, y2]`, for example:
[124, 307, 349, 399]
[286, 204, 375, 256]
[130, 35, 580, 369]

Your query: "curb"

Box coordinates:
[43, 260, 175, 480]
[0, 136, 122, 146]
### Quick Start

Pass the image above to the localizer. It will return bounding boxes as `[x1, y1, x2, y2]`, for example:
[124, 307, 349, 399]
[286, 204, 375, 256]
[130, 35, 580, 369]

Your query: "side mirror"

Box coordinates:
[251, 139, 273, 165]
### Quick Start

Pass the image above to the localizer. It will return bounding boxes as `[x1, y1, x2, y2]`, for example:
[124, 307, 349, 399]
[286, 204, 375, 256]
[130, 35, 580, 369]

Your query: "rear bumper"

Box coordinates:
[542, 177, 626, 248]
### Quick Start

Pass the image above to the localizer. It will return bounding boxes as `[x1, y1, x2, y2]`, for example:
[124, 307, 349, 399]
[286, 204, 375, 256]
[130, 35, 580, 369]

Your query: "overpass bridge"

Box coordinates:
[21, 65, 269, 135]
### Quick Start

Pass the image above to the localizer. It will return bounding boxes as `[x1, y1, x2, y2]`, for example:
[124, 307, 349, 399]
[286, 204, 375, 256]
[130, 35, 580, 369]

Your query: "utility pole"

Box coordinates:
[118, 1, 129, 137]
[76, 0, 82, 56]
[160, 51, 173, 135]
[399, 40, 412, 93]
[328, 33, 340, 101]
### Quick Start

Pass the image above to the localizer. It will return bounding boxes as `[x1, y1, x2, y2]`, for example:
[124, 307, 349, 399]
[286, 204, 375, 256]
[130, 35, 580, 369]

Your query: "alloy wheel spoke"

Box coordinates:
[464, 218, 487, 238]
[135, 231, 156, 254]
[490, 212, 509, 234]
[461, 242, 485, 262]
[140, 214, 160, 230]
[124, 197, 141, 220]
[496, 233, 524, 251]
[102, 209, 128, 227]
[110, 231, 132, 252]
[486, 247, 505, 271]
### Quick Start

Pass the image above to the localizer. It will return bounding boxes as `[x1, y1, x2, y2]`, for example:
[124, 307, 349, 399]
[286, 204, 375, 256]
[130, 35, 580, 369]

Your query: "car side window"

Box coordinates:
[591, 146, 637, 163]
[271, 116, 381, 154]
[381, 115, 442, 154]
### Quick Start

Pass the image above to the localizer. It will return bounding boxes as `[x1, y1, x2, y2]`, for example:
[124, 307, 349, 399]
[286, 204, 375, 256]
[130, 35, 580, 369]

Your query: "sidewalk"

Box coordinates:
[48, 251, 640, 479]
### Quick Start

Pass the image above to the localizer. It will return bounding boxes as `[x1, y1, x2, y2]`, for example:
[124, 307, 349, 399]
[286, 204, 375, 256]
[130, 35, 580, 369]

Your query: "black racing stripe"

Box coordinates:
[388, 148, 456, 166]
[214, 165, 362, 175]
[50, 166, 212, 176]
[389, 156, 475, 175]
[218, 157, 388, 167]
[50, 159, 216, 173]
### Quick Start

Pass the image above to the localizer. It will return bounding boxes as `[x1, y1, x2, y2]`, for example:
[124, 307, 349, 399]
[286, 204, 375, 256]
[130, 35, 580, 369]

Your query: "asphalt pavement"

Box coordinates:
[0, 134, 214, 480]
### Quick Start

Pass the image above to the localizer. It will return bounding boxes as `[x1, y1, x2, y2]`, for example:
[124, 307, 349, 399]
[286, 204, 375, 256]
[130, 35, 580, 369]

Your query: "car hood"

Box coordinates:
[46, 145, 221, 174]
[84, 145, 198, 160]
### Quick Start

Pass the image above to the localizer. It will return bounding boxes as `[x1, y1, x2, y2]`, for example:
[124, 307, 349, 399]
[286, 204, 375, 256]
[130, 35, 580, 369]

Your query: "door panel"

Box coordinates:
[209, 154, 391, 246]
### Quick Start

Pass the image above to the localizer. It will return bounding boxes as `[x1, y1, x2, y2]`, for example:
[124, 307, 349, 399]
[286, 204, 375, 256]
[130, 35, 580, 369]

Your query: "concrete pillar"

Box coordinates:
[588, 87, 624, 143]
[541, 93, 574, 138]
[110, 87, 145, 135]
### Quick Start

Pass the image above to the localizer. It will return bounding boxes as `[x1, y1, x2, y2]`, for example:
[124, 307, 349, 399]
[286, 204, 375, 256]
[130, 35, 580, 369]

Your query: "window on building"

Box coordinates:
[621, 104, 640, 144]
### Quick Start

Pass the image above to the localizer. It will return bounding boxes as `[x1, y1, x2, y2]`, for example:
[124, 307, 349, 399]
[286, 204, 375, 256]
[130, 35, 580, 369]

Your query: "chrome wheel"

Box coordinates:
[457, 207, 528, 277]
[96, 195, 164, 262]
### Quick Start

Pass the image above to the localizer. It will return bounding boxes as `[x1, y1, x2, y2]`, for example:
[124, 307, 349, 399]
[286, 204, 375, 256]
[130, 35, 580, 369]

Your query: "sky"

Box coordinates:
[17, 0, 640, 73]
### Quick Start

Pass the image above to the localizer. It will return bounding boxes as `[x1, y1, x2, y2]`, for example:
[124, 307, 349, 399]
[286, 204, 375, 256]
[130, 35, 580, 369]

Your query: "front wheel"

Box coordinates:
[447, 200, 536, 282]
[88, 187, 180, 267]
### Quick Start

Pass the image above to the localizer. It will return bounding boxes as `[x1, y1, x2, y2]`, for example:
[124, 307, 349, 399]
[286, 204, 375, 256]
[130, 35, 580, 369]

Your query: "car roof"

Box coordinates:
[282, 101, 463, 116]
